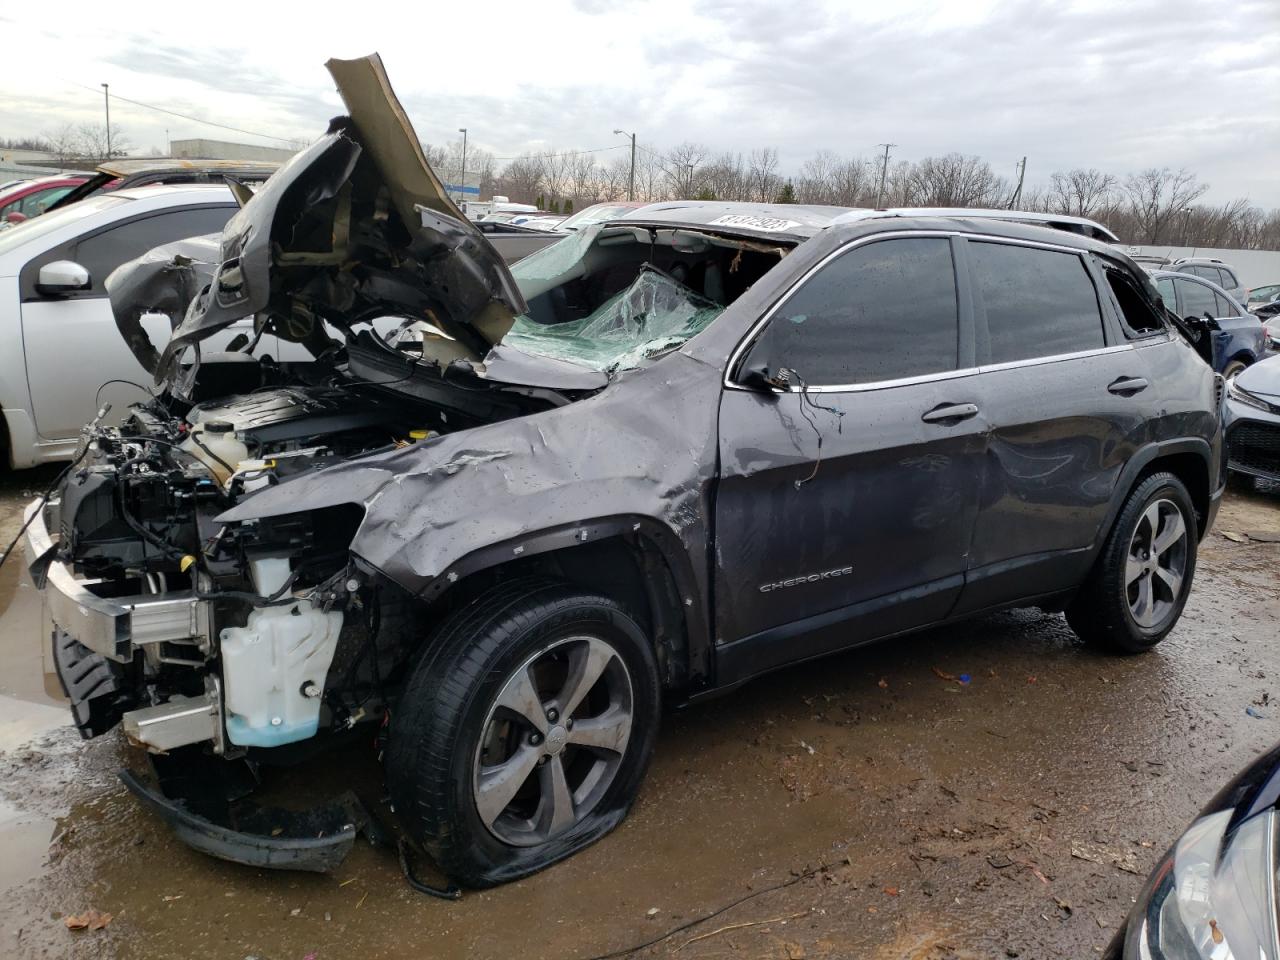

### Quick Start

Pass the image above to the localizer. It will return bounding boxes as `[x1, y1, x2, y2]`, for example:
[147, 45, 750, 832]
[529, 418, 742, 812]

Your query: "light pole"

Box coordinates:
[457, 127, 468, 204]
[613, 128, 636, 201]
[101, 83, 111, 160]
[1180, 206, 1193, 247]
[685, 162, 695, 198]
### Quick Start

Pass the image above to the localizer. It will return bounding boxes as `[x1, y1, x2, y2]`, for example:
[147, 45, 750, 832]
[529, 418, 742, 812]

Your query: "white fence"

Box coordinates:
[1130, 246, 1280, 290]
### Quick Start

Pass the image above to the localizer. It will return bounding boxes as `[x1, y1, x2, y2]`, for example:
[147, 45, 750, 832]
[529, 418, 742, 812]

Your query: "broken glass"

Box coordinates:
[500, 265, 725, 372]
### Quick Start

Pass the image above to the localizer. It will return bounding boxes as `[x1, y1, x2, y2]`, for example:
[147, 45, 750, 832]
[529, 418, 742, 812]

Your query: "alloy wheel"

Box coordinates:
[1125, 498, 1189, 629]
[473, 635, 634, 847]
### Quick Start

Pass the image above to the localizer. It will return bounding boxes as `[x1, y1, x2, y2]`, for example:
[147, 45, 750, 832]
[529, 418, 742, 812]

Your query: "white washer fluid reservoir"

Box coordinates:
[220, 598, 344, 748]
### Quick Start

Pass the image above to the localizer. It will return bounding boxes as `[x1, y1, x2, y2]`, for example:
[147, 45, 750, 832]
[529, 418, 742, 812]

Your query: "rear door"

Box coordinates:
[955, 236, 1150, 613]
[714, 233, 986, 674]
[18, 205, 241, 439]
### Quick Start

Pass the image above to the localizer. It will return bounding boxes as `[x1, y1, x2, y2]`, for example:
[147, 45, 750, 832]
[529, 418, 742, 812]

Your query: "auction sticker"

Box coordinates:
[707, 214, 801, 233]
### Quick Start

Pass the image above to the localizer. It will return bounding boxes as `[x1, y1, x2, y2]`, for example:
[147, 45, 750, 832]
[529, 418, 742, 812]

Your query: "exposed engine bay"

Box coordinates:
[54, 377, 467, 750]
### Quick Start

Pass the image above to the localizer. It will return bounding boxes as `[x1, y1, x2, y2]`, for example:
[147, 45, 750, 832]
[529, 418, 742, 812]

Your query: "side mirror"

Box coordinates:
[36, 260, 91, 296]
[4, 211, 27, 224]
[738, 363, 790, 397]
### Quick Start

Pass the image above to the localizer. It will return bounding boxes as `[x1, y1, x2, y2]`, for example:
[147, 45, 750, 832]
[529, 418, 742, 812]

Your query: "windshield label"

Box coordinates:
[708, 214, 801, 233]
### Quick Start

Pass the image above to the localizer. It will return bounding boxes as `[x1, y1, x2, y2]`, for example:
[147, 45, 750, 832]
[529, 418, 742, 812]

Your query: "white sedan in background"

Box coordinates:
[0, 185, 255, 469]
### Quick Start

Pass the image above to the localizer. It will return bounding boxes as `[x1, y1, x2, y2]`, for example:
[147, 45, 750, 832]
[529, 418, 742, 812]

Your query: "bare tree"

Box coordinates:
[907, 153, 1006, 207]
[1122, 168, 1209, 244]
[1047, 168, 1117, 217]
[41, 124, 80, 167]
[747, 147, 781, 202]
[495, 153, 544, 204]
[700, 151, 746, 202]
[76, 122, 130, 162]
[665, 141, 709, 198]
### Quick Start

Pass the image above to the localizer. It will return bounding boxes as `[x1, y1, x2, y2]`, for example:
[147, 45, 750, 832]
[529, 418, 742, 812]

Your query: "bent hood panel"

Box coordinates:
[108, 53, 524, 383]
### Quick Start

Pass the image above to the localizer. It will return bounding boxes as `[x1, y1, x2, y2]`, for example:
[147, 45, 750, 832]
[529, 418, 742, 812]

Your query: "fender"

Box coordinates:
[359, 513, 713, 682]
[1092, 436, 1217, 550]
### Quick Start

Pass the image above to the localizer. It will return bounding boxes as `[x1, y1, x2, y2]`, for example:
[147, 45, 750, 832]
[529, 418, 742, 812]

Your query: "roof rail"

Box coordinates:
[829, 207, 1120, 243]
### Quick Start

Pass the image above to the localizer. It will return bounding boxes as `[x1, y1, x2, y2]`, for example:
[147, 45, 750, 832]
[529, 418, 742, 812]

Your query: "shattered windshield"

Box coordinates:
[501, 265, 724, 373]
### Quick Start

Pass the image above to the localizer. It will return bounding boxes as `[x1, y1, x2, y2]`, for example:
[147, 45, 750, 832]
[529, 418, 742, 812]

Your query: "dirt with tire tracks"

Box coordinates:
[1, 467, 1277, 959]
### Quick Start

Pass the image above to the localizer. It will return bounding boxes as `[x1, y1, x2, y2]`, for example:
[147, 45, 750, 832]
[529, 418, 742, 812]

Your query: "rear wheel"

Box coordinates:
[386, 580, 660, 887]
[1066, 472, 1197, 654]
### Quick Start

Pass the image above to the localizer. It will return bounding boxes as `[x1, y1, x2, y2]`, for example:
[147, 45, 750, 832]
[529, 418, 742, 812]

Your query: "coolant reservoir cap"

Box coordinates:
[203, 420, 234, 434]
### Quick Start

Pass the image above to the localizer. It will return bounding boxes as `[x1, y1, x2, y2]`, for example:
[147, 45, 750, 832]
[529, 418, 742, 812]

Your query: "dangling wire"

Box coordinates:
[783, 368, 844, 488]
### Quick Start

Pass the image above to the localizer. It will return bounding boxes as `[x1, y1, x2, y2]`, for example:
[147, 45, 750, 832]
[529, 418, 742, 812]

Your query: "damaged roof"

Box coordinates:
[611, 201, 854, 240]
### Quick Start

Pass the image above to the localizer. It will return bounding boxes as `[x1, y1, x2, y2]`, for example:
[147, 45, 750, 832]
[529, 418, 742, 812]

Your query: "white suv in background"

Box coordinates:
[1163, 257, 1247, 305]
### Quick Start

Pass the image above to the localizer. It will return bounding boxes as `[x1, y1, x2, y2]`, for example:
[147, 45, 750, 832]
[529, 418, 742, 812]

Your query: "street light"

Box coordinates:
[458, 127, 468, 205]
[613, 128, 636, 201]
[1180, 205, 1193, 247]
[685, 162, 695, 198]
[101, 83, 110, 160]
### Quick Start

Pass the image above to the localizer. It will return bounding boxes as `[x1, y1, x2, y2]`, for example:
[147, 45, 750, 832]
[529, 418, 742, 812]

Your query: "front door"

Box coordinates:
[19, 205, 242, 440]
[713, 234, 985, 681]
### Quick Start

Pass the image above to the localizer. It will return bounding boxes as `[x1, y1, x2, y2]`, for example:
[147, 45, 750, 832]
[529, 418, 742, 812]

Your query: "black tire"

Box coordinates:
[1066, 472, 1197, 654]
[386, 579, 660, 887]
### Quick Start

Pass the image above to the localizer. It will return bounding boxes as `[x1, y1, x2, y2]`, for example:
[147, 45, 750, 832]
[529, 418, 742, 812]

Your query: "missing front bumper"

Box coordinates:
[119, 752, 388, 873]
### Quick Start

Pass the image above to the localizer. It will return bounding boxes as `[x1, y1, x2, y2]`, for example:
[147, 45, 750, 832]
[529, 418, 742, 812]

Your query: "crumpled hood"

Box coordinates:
[1234, 354, 1280, 399]
[106, 53, 525, 385]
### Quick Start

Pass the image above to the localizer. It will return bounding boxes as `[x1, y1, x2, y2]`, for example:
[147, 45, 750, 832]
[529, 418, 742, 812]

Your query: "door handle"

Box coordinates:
[921, 402, 979, 424]
[1107, 376, 1149, 396]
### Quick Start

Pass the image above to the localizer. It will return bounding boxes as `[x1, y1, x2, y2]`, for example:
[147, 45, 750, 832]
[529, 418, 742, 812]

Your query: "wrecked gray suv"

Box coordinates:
[21, 56, 1224, 888]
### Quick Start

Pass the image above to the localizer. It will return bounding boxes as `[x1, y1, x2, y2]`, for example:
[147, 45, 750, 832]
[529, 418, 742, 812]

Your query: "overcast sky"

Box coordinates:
[2, 0, 1277, 205]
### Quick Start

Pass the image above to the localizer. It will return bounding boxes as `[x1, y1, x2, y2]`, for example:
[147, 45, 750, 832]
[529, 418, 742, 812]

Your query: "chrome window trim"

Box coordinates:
[724, 229, 1109, 393]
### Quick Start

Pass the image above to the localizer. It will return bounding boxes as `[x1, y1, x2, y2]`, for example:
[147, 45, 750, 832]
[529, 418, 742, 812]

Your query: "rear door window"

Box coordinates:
[969, 241, 1106, 363]
[1214, 292, 1236, 317]
[1174, 278, 1217, 319]
[743, 236, 959, 386]
[1154, 277, 1176, 311]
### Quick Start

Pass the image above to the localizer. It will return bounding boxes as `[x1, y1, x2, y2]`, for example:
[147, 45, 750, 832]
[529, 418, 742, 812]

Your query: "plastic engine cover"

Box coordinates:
[220, 602, 344, 748]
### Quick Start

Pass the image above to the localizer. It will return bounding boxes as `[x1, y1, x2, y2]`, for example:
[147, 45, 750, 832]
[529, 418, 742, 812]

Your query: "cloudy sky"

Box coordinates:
[2, 0, 1277, 205]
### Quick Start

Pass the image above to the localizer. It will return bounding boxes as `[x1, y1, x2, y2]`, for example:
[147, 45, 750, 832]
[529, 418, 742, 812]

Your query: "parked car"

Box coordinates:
[1265, 317, 1280, 354]
[21, 54, 1223, 889]
[473, 218, 565, 262]
[1246, 282, 1280, 310]
[1163, 256, 1247, 304]
[0, 174, 92, 227]
[0, 185, 252, 469]
[1151, 269, 1264, 377]
[1104, 741, 1280, 958]
[1222, 354, 1280, 482]
[1251, 297, 1280, 324]
[45, 157, 281, 213]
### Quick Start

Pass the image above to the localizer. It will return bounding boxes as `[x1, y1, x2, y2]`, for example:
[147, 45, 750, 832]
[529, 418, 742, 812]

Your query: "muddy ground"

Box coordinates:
[1, 466, 1277, 960]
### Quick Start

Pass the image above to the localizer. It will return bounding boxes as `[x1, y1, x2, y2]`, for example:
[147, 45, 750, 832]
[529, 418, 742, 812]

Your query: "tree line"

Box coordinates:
[425, 138, 1280, 251]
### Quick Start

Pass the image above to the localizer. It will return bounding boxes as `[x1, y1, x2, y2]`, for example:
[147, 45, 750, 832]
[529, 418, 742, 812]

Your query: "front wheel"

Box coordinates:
[386, 580, 660, 887]
[1066, 472, 1197, 654]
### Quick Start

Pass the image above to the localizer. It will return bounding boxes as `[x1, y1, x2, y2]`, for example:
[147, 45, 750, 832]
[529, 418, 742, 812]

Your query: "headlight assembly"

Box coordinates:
[1227, 379, 1274, 414]
[1119, 809, 1279, 959]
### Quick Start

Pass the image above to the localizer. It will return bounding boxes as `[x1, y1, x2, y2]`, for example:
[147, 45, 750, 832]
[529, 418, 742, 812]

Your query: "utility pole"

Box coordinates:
[457, 128, 468, 204]
[101, 83, 111, 160]
[614, 129, 636, 200]
[875, 143, 896, 208]
[1008, 156, 1027, 209]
